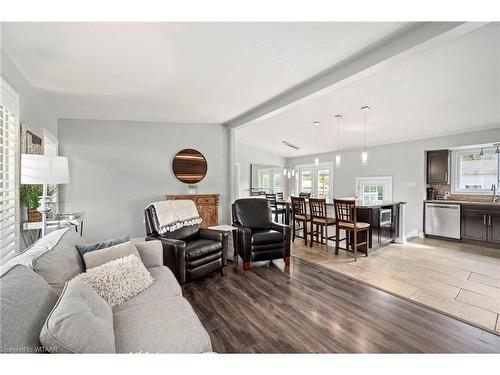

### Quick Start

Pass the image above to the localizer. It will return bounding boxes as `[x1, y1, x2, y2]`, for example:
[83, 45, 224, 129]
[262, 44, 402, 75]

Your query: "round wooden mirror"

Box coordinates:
[172, 148, 208, 184]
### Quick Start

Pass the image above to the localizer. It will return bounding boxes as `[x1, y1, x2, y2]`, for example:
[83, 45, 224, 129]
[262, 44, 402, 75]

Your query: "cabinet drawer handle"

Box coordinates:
[483, 214, 487, 225]
[489, 215, 492, 227]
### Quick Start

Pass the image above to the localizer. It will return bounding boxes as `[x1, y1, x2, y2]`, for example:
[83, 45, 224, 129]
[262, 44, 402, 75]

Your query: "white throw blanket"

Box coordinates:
[148, 200, 202, 234]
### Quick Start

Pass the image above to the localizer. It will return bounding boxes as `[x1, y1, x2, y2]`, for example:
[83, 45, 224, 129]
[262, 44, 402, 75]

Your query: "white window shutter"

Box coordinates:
[1, 78, 20, 258]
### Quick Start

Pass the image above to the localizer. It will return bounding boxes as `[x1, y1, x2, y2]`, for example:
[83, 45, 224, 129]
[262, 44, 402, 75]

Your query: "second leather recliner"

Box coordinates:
[231, 198, 291, 270]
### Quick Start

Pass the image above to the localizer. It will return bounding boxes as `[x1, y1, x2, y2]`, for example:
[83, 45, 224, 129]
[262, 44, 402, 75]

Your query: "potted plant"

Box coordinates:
[20, 185, 58, 222]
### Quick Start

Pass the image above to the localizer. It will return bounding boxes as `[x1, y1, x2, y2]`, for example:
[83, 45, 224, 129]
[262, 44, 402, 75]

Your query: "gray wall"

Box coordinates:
[286, 128, 500, 237]
[1, 50, 58, 138]
[235, 141, 286, 197]
[58, 119, 229, 243]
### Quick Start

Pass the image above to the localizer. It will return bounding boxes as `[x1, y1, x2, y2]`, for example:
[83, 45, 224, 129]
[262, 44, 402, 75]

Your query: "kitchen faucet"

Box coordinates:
[493, 184, 499, 203]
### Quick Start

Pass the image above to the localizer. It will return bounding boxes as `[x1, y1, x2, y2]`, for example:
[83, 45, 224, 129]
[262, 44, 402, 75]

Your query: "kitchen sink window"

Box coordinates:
[356, 176, 393, 203]
[452, 147, 500, 194]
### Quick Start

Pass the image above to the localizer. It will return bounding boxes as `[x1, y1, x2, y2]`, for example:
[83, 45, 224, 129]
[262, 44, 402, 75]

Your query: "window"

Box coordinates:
[296, 163, 334, 199]
[452, 147, 499, 194]
[300, 170, 312, 194]
[259, 171, 270, 190]
[272, 173, 282, 193]
[1, 78, 20, 259]
[356, 176, 392, 203]
[317, 169, 330, 198]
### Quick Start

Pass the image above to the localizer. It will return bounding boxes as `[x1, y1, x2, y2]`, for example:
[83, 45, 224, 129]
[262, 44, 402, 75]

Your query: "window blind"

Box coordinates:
[0, 79, 20, 259]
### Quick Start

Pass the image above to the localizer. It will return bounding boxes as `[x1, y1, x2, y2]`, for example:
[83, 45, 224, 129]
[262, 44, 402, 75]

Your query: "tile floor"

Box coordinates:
[291, 237, 500, 334]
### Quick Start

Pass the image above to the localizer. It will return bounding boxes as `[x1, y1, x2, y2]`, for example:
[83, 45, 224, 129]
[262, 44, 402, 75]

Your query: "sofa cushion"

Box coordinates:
[113, 266, 181, 313]
[76, 254, 154, 309]
[76, 234, 129, 257]
[251, 229, 283, 245]
[185, 239, 222, 260]
[40, 278, 115, 353]
[0, 265, 58, 353]
[82, 241, 140, 269]
[2, 227, 84, 295]
[135, 240, 163, 269]
[113, 296, 212, 353]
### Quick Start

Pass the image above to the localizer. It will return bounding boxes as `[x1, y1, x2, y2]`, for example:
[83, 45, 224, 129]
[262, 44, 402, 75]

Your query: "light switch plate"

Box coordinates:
[407, 182, 417, 188]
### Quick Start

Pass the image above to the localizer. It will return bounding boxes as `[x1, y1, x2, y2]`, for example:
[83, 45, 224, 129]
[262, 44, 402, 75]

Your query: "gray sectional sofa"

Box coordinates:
[0, 227, 212, 353]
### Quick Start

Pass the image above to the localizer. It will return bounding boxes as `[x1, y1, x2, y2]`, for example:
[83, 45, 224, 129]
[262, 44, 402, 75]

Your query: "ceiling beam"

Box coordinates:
[224, 22, 487, 130]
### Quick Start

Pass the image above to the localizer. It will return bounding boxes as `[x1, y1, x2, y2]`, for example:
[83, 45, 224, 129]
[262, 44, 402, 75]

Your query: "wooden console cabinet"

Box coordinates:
[165, 194, 219, 228]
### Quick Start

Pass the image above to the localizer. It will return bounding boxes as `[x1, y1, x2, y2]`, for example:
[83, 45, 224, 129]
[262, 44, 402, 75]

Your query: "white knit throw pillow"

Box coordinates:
[75, 254, 154, 309]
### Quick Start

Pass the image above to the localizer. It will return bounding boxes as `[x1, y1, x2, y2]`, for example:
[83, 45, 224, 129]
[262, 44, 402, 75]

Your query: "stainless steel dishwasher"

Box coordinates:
[424, 202, 461, 239]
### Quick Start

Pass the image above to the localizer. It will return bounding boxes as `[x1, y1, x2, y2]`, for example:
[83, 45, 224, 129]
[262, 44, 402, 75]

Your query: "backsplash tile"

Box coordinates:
[431, 184, 493, 202]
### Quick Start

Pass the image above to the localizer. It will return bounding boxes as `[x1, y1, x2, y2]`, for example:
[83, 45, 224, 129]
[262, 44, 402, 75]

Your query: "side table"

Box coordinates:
[208, 224, 239, 264]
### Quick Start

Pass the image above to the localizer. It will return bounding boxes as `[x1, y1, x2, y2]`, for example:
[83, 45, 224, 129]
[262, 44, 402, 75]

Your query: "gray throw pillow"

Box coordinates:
[76, 235, 129, 257]
[76, 254, 154, 309]
[2, 227, 85, 295]
[40, 278, 115, 353]
[82, 241, 140, 269]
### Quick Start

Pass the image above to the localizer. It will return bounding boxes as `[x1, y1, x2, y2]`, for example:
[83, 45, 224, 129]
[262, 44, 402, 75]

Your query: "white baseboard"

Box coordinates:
[406, 230, 420, 240]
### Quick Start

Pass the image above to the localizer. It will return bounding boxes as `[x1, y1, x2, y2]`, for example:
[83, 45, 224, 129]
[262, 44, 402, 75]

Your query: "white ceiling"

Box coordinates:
[236, 23, 500, 157]
[1, 22, 408, 123]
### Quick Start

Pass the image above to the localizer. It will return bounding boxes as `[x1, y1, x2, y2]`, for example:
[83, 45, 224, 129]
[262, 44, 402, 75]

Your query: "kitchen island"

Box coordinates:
[354, 201, 407, 249]
[277, 198, 407, 249]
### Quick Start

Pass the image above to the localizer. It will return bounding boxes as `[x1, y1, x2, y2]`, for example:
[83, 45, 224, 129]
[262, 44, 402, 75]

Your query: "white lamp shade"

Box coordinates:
[21, 154, 70, 185]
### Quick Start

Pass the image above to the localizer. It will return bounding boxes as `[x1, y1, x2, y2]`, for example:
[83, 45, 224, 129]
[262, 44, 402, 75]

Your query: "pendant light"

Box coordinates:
[361, 106, 370, 166]
[334, 114, 342, 168]
[313, 121, 320, 165]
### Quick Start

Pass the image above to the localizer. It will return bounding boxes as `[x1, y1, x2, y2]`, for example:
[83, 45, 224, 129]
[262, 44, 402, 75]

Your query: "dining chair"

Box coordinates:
[291, 196, 309, 245]
[266, 193, 286, 222]
[308, 198, 336, 249]
[333, 199, 370, 261]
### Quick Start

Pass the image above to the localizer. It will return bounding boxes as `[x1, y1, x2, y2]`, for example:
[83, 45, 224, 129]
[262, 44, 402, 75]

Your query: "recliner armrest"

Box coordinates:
[146, 235, 187, 284]
[271, 221, 291, 235]
[198, 228, 223, 242]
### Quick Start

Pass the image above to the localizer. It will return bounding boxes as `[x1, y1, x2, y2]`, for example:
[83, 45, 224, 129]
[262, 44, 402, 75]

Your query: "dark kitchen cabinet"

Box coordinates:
[356, 205, 399, 249]
[426, 150, 450, 184]
[488, 211, 500, 245]
[461, 208, 488, 242]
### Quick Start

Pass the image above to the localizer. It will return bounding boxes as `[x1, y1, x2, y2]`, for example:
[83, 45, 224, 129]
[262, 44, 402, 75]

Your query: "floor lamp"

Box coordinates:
[21, 154, 70, 237]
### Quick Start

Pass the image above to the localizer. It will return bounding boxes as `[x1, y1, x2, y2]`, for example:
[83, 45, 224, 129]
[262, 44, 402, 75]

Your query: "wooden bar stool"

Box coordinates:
[266, 193, 286, 223]
[308, 198, 336, 249]
[333, 199, 370, 261]
[291, 196, 309, 245]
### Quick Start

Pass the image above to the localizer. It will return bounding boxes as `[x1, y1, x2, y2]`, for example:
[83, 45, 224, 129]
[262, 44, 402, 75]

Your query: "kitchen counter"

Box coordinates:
[353, 200, 407, 208]
[425, 199, 500, 208]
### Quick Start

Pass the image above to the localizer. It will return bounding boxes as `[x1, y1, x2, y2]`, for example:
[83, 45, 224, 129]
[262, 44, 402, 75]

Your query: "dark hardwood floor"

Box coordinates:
[184, 257, 500, 353]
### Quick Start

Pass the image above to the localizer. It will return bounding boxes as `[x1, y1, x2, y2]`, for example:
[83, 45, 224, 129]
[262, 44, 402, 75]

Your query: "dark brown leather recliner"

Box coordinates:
[231, 198, 291, 270]
[144, 206, 228, 287]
